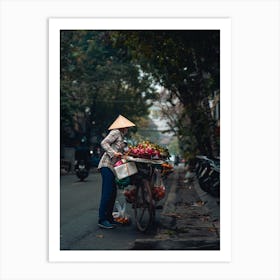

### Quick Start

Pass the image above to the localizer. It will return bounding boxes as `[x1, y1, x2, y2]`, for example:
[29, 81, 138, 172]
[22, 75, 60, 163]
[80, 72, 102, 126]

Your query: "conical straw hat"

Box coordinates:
[108, 115, 136, 130]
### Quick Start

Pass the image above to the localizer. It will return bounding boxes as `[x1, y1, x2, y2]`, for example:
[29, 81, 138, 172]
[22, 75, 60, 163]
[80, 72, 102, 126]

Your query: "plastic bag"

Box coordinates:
[115, 176, 131, 189]
[152, 168, 166, 201]
[123, 186, 136, 203]
[152, 185, 166, 201]
[113, 200, 130, 224]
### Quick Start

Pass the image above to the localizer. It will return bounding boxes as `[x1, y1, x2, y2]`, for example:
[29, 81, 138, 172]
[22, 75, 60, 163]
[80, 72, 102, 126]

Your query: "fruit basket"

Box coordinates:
[127, 141, 170, 160]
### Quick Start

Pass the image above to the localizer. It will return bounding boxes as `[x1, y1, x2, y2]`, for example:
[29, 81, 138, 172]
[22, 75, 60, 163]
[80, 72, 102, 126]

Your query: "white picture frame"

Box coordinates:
[49, 17, 232, 262]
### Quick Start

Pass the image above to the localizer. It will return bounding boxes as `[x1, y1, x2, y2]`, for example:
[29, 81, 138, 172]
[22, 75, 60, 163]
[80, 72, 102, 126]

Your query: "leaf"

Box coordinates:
[192, 201, 205, 207]
[162, 212, 182, 218]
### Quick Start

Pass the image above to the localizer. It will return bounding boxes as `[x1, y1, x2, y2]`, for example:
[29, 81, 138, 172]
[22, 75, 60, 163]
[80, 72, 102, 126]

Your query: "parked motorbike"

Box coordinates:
[195, 155, 220, 197]
[75, 160, 89, 181]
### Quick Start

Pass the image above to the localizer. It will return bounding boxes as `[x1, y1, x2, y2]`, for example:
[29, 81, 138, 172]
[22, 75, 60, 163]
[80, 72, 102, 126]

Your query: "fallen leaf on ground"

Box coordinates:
[200, 216, 210, 222]
[96, 234, 104, 238]
[192, 201, 205, 207]
[162, 213, 182, 218]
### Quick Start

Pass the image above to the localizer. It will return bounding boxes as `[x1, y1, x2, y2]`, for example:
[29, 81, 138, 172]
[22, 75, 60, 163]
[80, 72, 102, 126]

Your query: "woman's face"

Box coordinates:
[120, 127, 128, 135]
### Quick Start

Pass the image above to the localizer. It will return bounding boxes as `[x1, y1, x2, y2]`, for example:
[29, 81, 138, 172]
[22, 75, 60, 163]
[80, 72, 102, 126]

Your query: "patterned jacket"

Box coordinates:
[97, 129, 125, 172]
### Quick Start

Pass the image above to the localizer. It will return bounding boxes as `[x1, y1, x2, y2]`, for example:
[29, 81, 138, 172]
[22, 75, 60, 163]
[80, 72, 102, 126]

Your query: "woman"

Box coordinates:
[97, 115, 135, 229]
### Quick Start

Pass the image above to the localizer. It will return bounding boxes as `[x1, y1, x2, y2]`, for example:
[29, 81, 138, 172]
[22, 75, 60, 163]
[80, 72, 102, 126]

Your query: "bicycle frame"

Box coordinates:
[129, 162, 162, 232]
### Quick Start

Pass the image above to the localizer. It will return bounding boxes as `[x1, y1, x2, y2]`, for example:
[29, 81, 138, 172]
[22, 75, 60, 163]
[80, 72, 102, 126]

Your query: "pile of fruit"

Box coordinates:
[161, 162, 173, 169]
[114, 216, 130, 224]
[127, 141, 170, 160]
[161, 162, 174, 177]
[152, 185, 166, 201]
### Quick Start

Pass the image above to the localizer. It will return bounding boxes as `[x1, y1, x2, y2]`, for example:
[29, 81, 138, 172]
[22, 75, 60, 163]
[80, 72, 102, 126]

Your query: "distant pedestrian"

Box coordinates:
[97, 115, 136, 229]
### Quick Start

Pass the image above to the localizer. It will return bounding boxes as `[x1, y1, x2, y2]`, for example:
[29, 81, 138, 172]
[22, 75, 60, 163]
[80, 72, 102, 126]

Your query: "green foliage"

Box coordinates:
[111, 30, 220, 157]
[60, 31, 157, 145]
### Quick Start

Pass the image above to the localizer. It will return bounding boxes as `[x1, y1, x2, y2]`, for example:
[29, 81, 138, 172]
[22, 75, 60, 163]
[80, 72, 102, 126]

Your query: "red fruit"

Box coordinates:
[146, 148, 153, 154]
[134, 150, 138, 154]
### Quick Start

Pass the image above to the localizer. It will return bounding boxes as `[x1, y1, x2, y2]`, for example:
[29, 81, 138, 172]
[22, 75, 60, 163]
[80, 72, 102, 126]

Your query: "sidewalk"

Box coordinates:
[132, 165, 220, 250]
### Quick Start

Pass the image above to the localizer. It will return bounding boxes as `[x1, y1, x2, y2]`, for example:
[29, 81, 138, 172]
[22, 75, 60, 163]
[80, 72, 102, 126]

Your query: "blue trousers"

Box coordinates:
[98, 167, 117, 222]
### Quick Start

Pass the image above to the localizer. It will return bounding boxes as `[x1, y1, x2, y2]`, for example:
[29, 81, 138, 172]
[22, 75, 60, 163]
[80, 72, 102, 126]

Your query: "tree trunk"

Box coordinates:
[201, 97, 219, 158]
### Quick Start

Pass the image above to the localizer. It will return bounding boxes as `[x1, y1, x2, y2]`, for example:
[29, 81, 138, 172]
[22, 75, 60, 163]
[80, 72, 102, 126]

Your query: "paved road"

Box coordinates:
[60, 171, 163, 250]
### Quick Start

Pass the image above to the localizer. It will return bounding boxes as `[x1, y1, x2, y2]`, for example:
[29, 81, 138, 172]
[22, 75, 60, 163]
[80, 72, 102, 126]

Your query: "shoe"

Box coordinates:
[98, 220, 115, 229]
[106, 216, 119, 225]
[110, 219, 122, 225]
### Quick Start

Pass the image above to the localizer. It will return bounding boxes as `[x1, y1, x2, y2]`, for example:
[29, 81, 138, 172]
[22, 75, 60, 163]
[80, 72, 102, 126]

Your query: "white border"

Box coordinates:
[49, 18, 231, 262]
[1, 0, 279, 279]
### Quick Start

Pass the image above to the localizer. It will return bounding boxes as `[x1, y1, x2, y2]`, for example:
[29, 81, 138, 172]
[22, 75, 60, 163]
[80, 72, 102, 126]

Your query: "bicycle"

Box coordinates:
[125, 157, 165, 232]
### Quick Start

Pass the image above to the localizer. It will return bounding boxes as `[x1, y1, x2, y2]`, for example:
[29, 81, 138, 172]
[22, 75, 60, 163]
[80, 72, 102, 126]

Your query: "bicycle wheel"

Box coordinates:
[134, 178, 155, 232]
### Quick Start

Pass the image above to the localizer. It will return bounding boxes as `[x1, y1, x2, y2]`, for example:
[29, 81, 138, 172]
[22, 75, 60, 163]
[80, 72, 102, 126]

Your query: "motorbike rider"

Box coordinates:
[75, 136, 91, 171]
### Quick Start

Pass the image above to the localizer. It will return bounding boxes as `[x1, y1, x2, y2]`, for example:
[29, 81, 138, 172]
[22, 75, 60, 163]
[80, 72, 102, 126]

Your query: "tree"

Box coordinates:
[60, 30, 157, 146]
[111, 30, 220, 158]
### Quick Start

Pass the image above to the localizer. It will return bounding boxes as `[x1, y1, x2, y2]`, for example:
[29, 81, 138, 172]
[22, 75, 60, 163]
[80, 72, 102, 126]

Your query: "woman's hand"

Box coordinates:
[114, 152, 122, 158]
